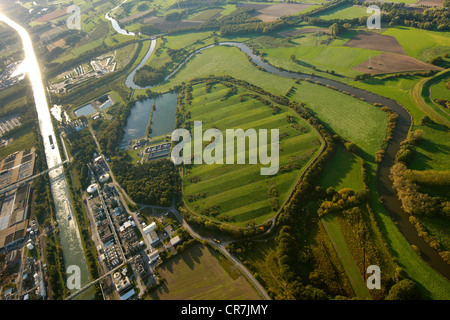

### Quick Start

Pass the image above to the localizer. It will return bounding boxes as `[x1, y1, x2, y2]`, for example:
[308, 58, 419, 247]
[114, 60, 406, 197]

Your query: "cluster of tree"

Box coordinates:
[64, 161, 103, 299]
[219, 19, 290, 36]
[404, 169, 450, 186]
[354, 73, 372, 81]
[140, 23, 162, 36]
[165, 11, 186, 21]
[364, 1, 449, 31]
[317, 188, 368, 217]
[435, 98, 450, 109]
[111, 155, 180, 207]
[200, 205, 221, 217]
[379, 70, 437, 81]
[409, 215, 450, 263]
[391, 162, 450, 218]
[181, 205, 269, 239]
[394, 127, 425, 165]
[220, 86, 238, 101]
[186, 192, 207, 202]
[329, 22, 347, 37]
[133, 65, 166, 87]
[45, 233, 67, 300]
[66, 127, 97, 189]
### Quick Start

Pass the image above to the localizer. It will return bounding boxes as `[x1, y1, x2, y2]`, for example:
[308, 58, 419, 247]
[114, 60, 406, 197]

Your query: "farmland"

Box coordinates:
[312, 4, 367, 21]
[290, 81, 387, 157]
[146, 243, 261, 300]
[182, 81, 322, 226]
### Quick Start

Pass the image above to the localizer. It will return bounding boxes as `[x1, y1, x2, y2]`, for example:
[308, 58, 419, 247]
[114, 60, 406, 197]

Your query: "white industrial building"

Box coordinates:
[143, 222, 159, 246]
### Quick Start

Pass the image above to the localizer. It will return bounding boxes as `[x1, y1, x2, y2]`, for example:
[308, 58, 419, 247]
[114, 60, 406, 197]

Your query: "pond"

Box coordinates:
[121, 91, 178, 146]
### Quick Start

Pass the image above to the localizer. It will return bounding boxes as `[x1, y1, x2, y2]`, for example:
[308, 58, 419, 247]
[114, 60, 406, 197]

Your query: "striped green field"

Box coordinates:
[183, 82, 322, 226]
[291, 81, 387, 158]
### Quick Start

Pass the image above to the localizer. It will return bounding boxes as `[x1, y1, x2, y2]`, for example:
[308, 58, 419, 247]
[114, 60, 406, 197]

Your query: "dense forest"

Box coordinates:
[111, 155, 180, 207]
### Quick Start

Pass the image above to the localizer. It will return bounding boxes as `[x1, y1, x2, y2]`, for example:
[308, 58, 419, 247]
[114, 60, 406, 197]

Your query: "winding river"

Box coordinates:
[125, 40, 450, 280]
[0, 14, 95, 299]
[105, 0, 135, 36]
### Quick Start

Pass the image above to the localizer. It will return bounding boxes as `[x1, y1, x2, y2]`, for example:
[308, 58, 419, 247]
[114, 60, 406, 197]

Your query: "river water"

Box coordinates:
[0, 14, 95, 299]
[105, 0, 135, 36]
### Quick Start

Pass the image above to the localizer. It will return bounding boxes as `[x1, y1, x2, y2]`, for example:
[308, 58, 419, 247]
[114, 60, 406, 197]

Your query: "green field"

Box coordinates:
[314, 4, 367, 21]
[183, 82, 322, 226]
[431, 78, 450, 102]
[260, 34, 381, 78]
[291, 81, 387, 157]
[409, 122, 450, 172]
[189, 8, 223, 21]
[149, 45, 296, 96]
[320, 144, 365, 191]
[146, 243, 261, 300]
[382, 27, 450, 61]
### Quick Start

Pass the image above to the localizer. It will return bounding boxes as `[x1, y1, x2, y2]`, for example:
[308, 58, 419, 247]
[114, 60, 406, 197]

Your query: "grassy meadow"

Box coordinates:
[182, 82, 322, 227]
[319, 144, 365, 191]
[313, 4, 367, 21]
[146, 243, 261, 300]
[291, 81, 387, 158]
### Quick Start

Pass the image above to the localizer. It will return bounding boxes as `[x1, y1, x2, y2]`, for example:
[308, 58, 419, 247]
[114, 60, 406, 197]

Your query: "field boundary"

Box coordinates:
[411, 70, 450, 127]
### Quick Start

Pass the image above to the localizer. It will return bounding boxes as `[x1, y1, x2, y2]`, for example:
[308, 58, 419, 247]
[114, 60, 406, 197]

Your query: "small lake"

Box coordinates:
[121, 91, 178, 146]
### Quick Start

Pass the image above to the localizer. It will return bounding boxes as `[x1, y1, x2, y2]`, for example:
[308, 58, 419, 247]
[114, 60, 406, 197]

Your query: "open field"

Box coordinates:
[262, 44, 380, 78]
[34, 9, 67, 22]
[278, 27, 330, 38]
[313, 4, 367, 20]
[149, 45, 296, 96]
[291, 81, 387, 157]
[147, 243, 261, 300]
[382, 27, 450, 61]
[344, 32, 406, 55]
[409, 122, 450, 172]
[353, 52, 442, 75]
[319, 144, 364, 191]
[183, 82, 321, 226]
[415, 0, 444, 6]
[431, 78, 450, 102]
[189, 8, 223, 21]
[256, 3, 313, 22]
